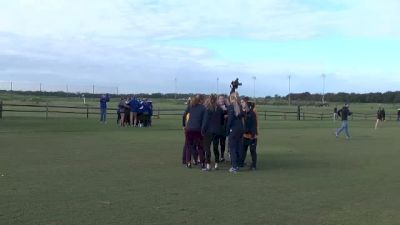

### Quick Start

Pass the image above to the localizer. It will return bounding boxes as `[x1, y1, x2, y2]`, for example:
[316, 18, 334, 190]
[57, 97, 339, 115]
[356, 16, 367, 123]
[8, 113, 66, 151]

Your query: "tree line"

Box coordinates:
[1, 90, 400, 104]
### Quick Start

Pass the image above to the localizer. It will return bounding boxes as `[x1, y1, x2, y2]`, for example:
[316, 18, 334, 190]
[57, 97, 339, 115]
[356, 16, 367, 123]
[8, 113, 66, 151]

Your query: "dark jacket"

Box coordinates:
[243, 109, 258, 139]
[226, 104, 244, 137]
[338, 107, 352, 121]
[185, 104, 206, 131]
[202, 107, 224, 135]
[100, 95, 110, 109]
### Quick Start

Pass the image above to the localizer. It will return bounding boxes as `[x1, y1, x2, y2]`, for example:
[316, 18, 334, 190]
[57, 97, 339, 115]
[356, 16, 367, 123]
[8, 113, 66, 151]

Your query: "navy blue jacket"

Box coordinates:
[186, 104, 206, 131]
[338, 107, 352, 121]
[243, 109, 257, 138]
[226, 104, 244, 137]
[202, 107, 224, 135]
[129, 98, 139, 112]
[100, 95, 110, 109]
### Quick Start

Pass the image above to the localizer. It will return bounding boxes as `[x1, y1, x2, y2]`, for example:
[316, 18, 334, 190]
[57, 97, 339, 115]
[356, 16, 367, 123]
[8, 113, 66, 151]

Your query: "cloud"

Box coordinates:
[0, 0, 400, 95]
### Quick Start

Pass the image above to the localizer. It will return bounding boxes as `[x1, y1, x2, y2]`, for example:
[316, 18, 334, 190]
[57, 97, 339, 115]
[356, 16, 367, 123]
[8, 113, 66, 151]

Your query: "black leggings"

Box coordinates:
[204, 133, 227, 164]
[242, 138, 257, 168]
[213, 135, 226, 159]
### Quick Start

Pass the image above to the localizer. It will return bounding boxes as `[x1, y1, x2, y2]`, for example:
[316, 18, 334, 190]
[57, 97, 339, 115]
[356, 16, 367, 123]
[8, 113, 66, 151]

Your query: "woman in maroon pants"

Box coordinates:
[185, 95, 206, 169]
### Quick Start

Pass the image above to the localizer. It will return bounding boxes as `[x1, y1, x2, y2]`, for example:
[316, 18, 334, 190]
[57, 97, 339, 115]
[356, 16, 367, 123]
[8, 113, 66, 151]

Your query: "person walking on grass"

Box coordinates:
[397, 109, 400, 122]
[335, 103, 352, 139]
[375, 107, 384, 130]
[99, 94, 110, 124]
[226, 92, 244, 173]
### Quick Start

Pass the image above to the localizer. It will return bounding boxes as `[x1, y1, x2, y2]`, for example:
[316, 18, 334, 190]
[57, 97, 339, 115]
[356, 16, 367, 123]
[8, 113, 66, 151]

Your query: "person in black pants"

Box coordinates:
[240, 97, 258, 170]
[213, 95, 228, 162]
[397, 109, 400, 122]
[226, 92, 244, 173]
[202, 94, 224, 171]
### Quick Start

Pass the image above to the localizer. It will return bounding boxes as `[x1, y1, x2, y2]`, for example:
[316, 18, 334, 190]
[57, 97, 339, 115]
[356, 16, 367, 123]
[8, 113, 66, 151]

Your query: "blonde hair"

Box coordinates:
[205, 94, 218, 111]
[229, 92, 240, 116]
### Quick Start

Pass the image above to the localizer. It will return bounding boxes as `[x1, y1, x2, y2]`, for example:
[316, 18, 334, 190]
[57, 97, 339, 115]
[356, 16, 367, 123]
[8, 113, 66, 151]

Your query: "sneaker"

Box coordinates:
[220, 158, 225, 163]
[214, 163, 219, 170]
[335, 132, 338, 138]
[229, 167, 238, 173]
[186, 163, 192, 168]
[201, 166, 210, 171]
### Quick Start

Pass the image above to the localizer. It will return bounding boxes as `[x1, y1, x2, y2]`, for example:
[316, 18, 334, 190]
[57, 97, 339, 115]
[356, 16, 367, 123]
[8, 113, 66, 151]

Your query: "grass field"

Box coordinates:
[1, 114, 400, 225]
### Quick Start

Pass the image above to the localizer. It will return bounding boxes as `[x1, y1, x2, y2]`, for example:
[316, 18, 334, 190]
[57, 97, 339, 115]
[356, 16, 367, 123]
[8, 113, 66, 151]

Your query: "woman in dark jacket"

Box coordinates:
[185, 95, 206, 169]
[240, 97, 258, 170]
[214, 95, 228, 163]
[226, 92, 244, 173]
[201, 94, 224, 171]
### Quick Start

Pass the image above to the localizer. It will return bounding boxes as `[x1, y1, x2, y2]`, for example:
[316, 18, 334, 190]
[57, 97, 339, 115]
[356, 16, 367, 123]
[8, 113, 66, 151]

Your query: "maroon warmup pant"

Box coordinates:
[185, 130, 204, 165]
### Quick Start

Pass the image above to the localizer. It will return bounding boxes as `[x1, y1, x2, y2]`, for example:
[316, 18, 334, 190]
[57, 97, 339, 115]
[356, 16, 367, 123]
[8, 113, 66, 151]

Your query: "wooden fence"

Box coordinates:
[1, 101, 397, 121]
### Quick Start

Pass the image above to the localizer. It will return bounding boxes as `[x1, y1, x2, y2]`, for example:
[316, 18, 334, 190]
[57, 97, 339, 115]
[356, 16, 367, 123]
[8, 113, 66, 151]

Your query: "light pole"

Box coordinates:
[217, 77, 219, 94]
[252, 76, 256, 101]
[322, 74, 326, 104]
[288, 75, 292, 106]
[174, 77, 177, 99]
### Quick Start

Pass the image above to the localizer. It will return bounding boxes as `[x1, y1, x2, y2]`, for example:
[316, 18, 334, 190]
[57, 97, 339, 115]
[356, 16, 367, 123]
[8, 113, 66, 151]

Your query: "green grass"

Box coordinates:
[1, 116, 400, 225]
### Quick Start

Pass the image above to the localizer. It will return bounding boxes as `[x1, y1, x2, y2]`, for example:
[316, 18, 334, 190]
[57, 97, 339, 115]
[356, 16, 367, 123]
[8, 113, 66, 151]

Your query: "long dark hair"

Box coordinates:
[205, 94, 218, 111]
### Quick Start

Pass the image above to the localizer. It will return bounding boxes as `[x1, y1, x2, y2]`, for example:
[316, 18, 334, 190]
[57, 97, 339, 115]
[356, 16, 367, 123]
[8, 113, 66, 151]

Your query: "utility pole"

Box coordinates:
[288, 75, 292, 106]
[217, 77, 219, 94]
[322, 74, 326, 104]
[252, 76, 256, 101]
[174, 77, 177, 99]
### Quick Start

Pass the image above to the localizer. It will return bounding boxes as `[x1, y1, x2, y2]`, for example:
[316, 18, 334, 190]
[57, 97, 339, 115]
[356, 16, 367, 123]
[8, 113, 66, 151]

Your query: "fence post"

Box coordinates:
[45, 102, 49, 119]
[157, 108, 160, 119]
[86, 104, 89, 119]
[0, 100, 3, 119]
[302, 112, 305, 120]
[297, 106, 301, 120]
[264, 111, 267, 120]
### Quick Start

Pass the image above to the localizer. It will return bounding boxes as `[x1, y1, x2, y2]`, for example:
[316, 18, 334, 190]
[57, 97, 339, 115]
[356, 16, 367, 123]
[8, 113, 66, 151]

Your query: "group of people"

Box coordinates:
[117, 97, 153, 127]
[99, 94, 153, 127]
[182, 92, 259, 173]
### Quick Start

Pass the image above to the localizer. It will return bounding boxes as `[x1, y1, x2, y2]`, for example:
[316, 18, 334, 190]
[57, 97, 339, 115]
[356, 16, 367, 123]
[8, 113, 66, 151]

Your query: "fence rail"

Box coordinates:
[1, 101, 397, 121]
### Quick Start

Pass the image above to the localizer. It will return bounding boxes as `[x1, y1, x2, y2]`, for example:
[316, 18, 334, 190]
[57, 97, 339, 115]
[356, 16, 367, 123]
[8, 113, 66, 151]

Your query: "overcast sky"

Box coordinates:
[1, 0, 400, 96]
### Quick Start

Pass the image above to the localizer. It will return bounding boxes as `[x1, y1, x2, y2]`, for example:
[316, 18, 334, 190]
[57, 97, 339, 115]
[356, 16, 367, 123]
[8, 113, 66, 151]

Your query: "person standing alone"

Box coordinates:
[335, 103, 352, 139]
[99, 94, 110, 124]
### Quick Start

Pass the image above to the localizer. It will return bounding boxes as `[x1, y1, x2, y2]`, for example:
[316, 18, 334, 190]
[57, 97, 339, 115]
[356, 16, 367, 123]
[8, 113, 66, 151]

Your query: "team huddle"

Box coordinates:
[182, 92, 258, 173]
[117, 96, 153, 127]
